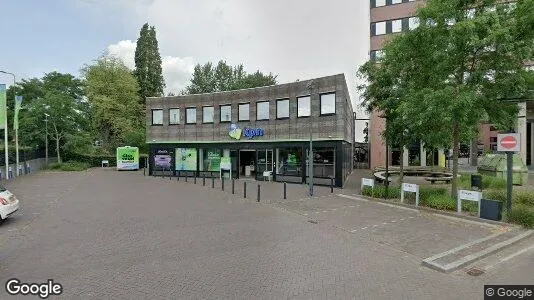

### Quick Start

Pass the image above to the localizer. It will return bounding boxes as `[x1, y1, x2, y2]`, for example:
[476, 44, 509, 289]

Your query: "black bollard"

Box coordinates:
[283, 182, 287, 199]
[232, 179, 235, 194]
[203, 173, 206, 186]
[222, 176, 225, 191]
[194, 174, 197, 184]
[170, 169, 172, 180]
[185, 173, 188, 182]
[212, 176, 215, 188]
[244, 181, 247, 198]
[177, 171, 180, 181]
[330, 178, 334, 193]
[257, 184, 261, 202]
[143, 167, 146, 176]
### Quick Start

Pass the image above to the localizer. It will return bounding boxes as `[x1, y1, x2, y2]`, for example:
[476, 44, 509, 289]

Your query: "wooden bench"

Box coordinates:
[373, 171, 395, 183]
[425, 176, 453, 184]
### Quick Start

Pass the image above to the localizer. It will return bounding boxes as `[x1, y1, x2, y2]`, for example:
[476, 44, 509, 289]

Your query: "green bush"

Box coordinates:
[483, 176, 507, 189]
[64, 152, 116, 167]
[45, 161, 90, 171]
[483, 189, 506, 202]
[506, 205, 534, 228]
[362, 185, 400, 199]
[514, 190, 534, 207]
[422, 194, 457, 211]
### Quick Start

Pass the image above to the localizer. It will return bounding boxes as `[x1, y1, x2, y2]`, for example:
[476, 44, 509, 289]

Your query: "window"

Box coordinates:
[372, 21, 386, 36]
[238, 103, 250, 121]
[409, 17, 419, 30]
[256, 101, 269, 120]
[312, 148, 335, 178]
[152, 109, 163, 125]
[276, 99, 289, 119]
[370, 50, 384, 61]
[202, 106, 214, 123]
[392, 0, 402, 3]
[186, 107, 196, 124]
[374, 0, 386, 7]
[200, 149, 221, 171]
[276, 148, 302, 176]
[220, 105, 231, 122]
[392, 19, 402, 33]
[297, 96, 311, 117]
[320, 93, 336, 115]
[169, 108, 180, 125]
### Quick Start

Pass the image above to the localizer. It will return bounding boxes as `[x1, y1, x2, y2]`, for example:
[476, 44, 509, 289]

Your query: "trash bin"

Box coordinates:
[480, 199, 503, 221]
[471, 174, 483, 190]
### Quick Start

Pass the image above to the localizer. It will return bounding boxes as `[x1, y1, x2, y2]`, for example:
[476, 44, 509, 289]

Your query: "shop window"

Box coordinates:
[186, 107, 197, 124]
[297, 96, 311, 117]
[256, 101, 269, 120]
[200, 149, 221, 171]
[239, 103, 250, 121]
[203, 106, 214, 123]
[276, 99, 289, 119]
[312, 148, 335, 178]
[152, 109, 163, 125]
[169, 108, 180, 125]
[220, 105, 231, 122]
[320, 93, 336, 115]
[175, 148, 197, 171]
[276, 148, 302, 176]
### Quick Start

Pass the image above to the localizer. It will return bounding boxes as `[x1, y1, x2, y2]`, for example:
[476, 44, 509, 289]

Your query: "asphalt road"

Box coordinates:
[0, 169, 532, 299]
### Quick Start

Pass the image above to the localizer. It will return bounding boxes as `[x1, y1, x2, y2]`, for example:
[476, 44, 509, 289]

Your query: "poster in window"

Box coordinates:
[207, 151, 221, 171]
[176, 148, 197, 171]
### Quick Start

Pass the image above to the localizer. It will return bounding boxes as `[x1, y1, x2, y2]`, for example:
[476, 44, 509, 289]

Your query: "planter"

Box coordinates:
[480, 199, 503, 221]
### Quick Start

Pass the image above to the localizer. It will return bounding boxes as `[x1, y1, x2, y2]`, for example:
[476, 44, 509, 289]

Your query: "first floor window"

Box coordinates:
[276, 99, 289, 119]
[169, 108, 180, 124]
[297, 96, 311, 117]
[186, 108, 197, 124]
[256, 101, 269, 120]
[152, 109, 163, 125]
[320, 93, 336, 115]
[239, 103, 250, 121]
[220, 105, 231, 122]
[203, 106, 214, 123]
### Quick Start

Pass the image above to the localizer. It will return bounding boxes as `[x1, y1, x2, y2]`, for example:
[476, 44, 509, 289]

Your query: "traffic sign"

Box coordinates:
[497, 133, 520, 152]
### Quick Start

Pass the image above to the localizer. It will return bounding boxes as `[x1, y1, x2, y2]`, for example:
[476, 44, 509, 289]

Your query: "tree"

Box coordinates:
[19, 72, 88, 163]
[360, 0, 534, 198]
[134, 23, 165, 103]
[183, 60, 277, 94]
[84, 57, 142, 153]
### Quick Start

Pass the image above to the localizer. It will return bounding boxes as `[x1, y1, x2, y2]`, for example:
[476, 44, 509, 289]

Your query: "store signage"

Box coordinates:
[229, 124, 264, 140]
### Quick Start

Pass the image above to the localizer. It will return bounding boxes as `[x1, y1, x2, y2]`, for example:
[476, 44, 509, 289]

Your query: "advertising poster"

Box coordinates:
[116, 146, 139, 170]
[154, 149, 173, 169]
[176, 148, 197, 171]
[220, 157, 231, 170]
[207, 151, 221, 171]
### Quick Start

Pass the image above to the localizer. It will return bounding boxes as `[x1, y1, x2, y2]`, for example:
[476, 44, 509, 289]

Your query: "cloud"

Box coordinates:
[106, 40, 195, 94]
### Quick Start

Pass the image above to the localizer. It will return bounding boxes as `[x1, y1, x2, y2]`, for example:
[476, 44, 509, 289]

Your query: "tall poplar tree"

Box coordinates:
[134, 23, 165, 104]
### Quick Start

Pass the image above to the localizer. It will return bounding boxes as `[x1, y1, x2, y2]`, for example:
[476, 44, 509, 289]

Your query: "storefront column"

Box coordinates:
[517, 102, 527, 163]
[403, 146, 409, 167]
[420, 141, 426, 167]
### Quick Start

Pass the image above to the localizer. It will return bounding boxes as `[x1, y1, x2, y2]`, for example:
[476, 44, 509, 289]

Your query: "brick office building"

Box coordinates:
[146, 74, 355, 187]
[368, 0, 534, 168]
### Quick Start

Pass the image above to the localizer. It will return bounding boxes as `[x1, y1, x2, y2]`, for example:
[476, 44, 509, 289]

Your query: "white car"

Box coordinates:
[0, 187, 20, 222]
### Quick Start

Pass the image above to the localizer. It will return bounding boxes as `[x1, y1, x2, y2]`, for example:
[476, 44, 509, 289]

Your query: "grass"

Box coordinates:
[506, 205, 534, 228]
[46, 161, 90, 171]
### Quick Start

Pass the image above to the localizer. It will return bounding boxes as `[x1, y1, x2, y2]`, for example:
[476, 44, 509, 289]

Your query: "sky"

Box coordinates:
[0, 0, 370, 140]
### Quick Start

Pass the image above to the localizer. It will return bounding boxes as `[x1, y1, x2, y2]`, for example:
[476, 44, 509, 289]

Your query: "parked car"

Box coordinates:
[0, 186, 20, 223]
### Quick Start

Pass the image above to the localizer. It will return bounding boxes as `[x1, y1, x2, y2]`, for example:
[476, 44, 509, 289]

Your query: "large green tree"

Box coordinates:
[134, 23, 165, 103]
[183, 60, 277, 94]
[84, 57, 143, 153]
[359, 0, 534, 198]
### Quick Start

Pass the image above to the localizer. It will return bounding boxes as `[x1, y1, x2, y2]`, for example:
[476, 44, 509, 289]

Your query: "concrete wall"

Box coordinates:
[0, 157, 57, 180]
[146, 74, 354, 145]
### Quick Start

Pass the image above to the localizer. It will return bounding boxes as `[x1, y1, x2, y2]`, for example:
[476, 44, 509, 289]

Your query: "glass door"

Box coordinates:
[256, 149, 273, 180]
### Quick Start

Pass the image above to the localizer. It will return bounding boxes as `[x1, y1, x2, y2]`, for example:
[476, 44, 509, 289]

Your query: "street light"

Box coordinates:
[0, 70, 14, 179]
[307, 80, 315, 197]
[44, 113, 49, 166]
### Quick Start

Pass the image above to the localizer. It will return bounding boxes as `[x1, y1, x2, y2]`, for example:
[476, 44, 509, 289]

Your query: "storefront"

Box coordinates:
[147, 74, 355, 187]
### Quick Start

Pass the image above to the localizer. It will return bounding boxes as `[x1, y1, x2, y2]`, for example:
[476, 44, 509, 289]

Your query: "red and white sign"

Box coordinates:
[497, 133, 521, 152]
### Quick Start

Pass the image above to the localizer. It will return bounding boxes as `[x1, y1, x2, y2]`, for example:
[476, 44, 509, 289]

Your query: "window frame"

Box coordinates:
[276, 98, 290, 120]
[238, 103, 250, 122]
[219, 104, 232, 123]
[297, 95, 311, 118]
[185, 107, 197, 124]
[320, 92, 336, 116]
[151, 109, 163, 126]
[256, 101, 270, 121]
[168, 108, 180, 125]
[202, 105, 214, 124]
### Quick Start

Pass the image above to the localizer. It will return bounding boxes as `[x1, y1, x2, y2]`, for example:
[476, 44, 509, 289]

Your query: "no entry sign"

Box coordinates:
[497, 133, 520, 152]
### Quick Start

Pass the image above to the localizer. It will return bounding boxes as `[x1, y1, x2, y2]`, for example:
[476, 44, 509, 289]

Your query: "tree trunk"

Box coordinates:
[451, 122, 460, 200]
[399, 144, 405, 186]
[470, 138, 478, 167]
[53, 123, 61, 164]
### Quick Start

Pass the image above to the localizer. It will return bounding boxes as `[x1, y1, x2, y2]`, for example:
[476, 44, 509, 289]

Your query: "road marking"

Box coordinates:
[8, 228, 18, 232]
[400, 218, 405, 221]
[351, 229, 358, 233]
[361, 227, 368, 230]
[390, 220, 397, 223]
[485, 245, 534, 271]
[303, 213, 308, 216]
[382, 222, 388, 225]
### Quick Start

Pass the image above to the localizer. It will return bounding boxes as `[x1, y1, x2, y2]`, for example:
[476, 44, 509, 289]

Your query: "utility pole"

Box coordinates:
[0, 70, 14, 179]
[307, 80, 315, 197]
[45, 113, 49, 166]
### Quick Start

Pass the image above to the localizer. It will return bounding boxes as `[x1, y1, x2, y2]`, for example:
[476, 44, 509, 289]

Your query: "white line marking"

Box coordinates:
[382, 222, 388, 225]
[8, 228, 18, 232]
[351, 229, 358, 233]
[485, 245, 534, 271]
[391, 220, 397, 223]
[409, 216, 415, 219]
[303, 213, 308, 216]
[400, 218, 405, 221]
[361, 227, 368, 230]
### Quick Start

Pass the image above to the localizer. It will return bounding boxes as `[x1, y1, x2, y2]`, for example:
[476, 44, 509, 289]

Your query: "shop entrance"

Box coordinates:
[239, 150, 256, 178]
[256, 149, 274, 180]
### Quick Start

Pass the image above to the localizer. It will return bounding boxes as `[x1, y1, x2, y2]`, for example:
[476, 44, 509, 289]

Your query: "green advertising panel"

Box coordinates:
[220, 157, 231, 170]
[176, 148, 197, 171]
[207, 151, 221, 171]
[116, 146, 139, 170]
[0, 84, 6, 130]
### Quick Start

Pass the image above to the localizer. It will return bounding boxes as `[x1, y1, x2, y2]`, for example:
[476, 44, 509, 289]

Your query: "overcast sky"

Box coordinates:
[0, 0, 370, 140]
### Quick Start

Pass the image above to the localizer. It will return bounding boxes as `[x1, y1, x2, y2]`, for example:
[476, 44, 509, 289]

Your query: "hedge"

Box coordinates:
[63, 152, 149, 168]
[506, 205, 534, 228]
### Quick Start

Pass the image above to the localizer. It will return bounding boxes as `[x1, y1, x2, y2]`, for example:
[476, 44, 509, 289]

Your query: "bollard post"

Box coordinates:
[330, 178, 334, 193]
[194, 174, 197, 184]
[257, 184, 260, 202]
[203, 173, 206, 186]
[143, 167, 146, 176]
[177, 171, 180, 181]
[232, 179, 235, 194]
[212, 176, 215, 188]
[222, 175, 225, 191]
[170, 169, 172, 180]
[283, 182, 287, 199]
[244, 181, 247, 198]
[185, 172, 188, 182]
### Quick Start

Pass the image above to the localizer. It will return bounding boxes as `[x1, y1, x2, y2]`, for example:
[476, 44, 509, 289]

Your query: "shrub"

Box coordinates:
[483, 189, 506, 202]
[514, 190, 534, 207]
[483, 176, 507, 189]
[421, 194, 478, 213]
[45, 161, 90, 171]
[362, 185, 400, 199]
[506, 205, 534, 228]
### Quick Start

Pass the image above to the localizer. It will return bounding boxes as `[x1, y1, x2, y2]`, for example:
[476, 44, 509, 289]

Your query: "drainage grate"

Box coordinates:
[466, 267, 485, 276]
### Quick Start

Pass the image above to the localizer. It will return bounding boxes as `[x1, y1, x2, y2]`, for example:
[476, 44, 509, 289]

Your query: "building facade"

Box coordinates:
[369, 0, 534, 169]
[146, 74, 355, 187]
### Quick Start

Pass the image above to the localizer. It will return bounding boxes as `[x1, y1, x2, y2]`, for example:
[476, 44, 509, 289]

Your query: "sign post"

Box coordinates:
[497, 133, 520, 213]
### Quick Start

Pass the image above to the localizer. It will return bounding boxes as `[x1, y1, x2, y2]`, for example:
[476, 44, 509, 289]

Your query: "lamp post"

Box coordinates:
[307, 80, 315, 197]
[45, 113, 49, 166]
[0, 70, 14, 179]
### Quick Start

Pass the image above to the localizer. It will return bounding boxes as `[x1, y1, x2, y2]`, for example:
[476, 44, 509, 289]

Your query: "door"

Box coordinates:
[256, 149, 274, 180]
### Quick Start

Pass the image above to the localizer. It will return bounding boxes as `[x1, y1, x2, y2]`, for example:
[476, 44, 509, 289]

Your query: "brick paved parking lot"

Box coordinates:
[0, 169, 533, 299]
